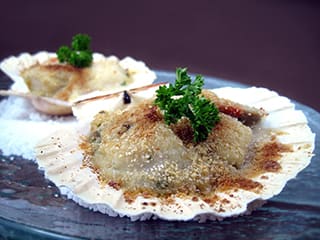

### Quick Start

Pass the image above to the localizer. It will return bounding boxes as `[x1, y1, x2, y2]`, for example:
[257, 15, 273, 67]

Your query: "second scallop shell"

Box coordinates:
[0, 51, 156, 115]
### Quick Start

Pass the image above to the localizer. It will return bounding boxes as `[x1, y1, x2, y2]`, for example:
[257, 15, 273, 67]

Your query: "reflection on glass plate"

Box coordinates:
[0, 71, 319, 240]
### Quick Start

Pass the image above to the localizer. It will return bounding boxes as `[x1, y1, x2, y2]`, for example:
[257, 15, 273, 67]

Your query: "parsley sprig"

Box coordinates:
[155, 68, 220, 143]
[56, 34, 93, 68]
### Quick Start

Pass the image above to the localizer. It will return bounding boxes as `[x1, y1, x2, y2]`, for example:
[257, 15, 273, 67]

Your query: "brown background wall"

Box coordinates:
[0, 0, 319, 111]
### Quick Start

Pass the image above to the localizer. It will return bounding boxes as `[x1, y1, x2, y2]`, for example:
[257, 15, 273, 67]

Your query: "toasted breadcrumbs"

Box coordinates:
[81, 93, 292, 202]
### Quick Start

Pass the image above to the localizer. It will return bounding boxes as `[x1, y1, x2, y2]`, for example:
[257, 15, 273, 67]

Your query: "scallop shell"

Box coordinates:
[0, 51, 156, 115]
[35, 84, 315, 221]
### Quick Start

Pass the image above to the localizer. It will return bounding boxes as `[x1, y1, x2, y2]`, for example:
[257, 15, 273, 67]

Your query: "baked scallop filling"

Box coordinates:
[80, 90, 292, 203]
[21, 58, 132, 102]
[20, 34, 134, 102]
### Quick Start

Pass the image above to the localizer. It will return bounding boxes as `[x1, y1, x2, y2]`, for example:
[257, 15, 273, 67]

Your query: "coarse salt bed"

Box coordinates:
[0, 96, 76, 160]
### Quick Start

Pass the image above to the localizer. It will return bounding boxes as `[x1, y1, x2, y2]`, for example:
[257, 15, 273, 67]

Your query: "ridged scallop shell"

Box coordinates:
[0, 51, 156, 115]
[35, 84, 315, 221]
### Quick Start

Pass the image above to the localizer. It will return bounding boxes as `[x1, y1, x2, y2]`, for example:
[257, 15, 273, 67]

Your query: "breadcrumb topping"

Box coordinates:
[80, 94, 292, 203]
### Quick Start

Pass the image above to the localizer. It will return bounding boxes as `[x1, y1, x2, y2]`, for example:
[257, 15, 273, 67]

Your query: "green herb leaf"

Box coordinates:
[154, 68, 220, 143]
[57, 45, 71, 62]
[71, 34, 91, 51]
[68, 50, 93, 68]
[56, 33, 93, 68]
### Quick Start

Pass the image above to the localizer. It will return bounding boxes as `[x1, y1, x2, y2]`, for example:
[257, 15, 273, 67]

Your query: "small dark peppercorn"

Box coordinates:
[123, 91, 131, 104]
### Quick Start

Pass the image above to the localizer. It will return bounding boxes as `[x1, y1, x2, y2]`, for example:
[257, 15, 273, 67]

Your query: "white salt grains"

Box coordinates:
[0, 96, 76, 160]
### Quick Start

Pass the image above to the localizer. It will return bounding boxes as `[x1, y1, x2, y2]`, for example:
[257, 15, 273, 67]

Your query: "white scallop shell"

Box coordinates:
[35, 85, 315, 221]
[0, 51, 156, 115]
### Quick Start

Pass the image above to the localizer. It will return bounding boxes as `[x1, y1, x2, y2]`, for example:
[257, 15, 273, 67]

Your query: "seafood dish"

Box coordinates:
[0, 51, 156, 115]
[35, 70, 315, 221]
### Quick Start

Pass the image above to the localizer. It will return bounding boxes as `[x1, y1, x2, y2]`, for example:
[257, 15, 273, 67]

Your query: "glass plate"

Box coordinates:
[0, 70, 319, 240]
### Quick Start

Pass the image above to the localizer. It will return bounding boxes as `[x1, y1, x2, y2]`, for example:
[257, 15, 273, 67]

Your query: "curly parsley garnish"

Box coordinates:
[56, 33, 93, 68]
[155, 68, 220, 143]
